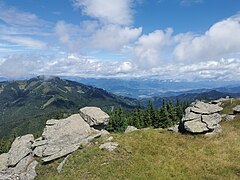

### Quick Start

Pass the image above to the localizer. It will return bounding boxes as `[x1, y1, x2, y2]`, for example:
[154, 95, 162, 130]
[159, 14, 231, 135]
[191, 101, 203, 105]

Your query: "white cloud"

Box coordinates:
[133, 28, 174, 68]
[174, 15, 240, 61]
[91, 25, 142, 51]
[1, 35, 47, 49]
[117, 62, 134, 73]
[55, 21, 142, 52]
[72, 0, 134, 25]
[0, 2, 46, 27]
[0, 54, 137, 78]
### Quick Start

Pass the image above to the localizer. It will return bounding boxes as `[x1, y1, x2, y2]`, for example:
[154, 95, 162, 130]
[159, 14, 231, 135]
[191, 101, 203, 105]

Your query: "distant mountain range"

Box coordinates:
[143, 90, 240, 108]
[67, 77, 240, 98]
[0, 76, 136, 138]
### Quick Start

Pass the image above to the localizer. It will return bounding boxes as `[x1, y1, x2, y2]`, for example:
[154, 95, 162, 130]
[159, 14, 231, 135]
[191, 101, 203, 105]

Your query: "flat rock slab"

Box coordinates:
[190, 101, 223, 115]
[99, 142, 119, 151]
[184, 118, 209, 133]
[202, 113, 221, 130]
[182, 107, 201, 121]
[42, 144, 79, 162]
[80, 107, 109, 126]
[41, 114, 93, 156]
[8, 134, 34, 166]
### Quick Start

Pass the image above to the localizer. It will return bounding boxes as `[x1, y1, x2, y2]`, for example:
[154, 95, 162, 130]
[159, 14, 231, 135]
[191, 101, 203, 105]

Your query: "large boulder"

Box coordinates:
[33, 114, 97, 160]
[8, 134, 34, 166]
[180, 101, 223, 134]
[0, 135, 37, 180]
[233, 105, 240, 114]
[190, 101, 223, 115]
[79, 107, 109, 129]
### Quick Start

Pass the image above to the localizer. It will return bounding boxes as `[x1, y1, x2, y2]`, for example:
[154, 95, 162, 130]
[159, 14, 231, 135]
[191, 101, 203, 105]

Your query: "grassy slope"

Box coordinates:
[36, 99, 240, 180]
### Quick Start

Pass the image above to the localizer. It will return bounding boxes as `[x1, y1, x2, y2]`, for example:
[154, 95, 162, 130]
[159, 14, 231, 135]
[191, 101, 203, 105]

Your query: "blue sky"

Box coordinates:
[0, 0, 240, 80]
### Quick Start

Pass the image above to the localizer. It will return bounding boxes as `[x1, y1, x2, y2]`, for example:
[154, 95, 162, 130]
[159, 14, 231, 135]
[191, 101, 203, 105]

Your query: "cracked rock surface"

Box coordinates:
[180, 101, 223, 134]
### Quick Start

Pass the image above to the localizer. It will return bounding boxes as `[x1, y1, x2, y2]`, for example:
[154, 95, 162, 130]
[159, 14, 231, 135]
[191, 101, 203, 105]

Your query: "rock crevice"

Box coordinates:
[179, 101, 223, 134]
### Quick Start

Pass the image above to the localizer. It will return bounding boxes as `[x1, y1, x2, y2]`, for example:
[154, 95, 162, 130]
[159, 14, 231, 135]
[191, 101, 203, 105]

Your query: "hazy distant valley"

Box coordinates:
[67, 77, 240, 98]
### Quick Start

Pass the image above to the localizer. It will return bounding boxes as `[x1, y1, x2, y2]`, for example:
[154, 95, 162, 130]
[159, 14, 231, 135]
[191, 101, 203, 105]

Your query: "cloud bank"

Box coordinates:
[0, 1, 240, 81]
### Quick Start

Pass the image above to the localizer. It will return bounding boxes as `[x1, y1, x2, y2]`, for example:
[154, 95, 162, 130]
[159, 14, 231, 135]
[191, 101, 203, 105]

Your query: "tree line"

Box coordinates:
[106, 100, 189, 133]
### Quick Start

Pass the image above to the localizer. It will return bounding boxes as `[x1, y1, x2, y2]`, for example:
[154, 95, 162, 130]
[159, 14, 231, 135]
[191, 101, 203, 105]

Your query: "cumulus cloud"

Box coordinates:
[174, 15, 240, 61]
[55, 21, 142, 52]
[90, 25, 142, 51]
[133, 28, 174, 68]
[130, 14, 240, 68]
[72, 0, 134, 25]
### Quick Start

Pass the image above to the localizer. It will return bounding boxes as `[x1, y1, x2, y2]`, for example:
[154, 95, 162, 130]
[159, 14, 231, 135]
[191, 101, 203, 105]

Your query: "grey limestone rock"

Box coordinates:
[99, 142, 119, 151]
[125, 126, 138, 133]
[19, 160, 38, 180]
[180, 101, 223, 134]
[80, 107, 109, 128]
[0, 153, 9, 171]
[190, 101, 223, 115]
[184, 118, 209, 133]
[57, 155, 70, 174]
[42, 144, 79, 162]
[7, 134, 34, 167]
[233, 105, 240, 114]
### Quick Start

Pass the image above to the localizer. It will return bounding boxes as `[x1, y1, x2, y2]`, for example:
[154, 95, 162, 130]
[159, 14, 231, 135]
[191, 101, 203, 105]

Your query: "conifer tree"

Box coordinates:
[144, 101, 155, 127]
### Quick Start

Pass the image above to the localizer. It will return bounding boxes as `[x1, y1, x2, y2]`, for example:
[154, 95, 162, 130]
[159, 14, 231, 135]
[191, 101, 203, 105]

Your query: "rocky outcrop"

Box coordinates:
[180, 101, 223, 134]
[33, 113, 108, 162]
[80, 107, 109, 129]
[125, 126, 138, 133]
[8, 134, 34, 167]
[233, 105, 240, 114]
[0, 135, 37, 180]
[0, 106, 111, 179]
[210, 96, 229, 106]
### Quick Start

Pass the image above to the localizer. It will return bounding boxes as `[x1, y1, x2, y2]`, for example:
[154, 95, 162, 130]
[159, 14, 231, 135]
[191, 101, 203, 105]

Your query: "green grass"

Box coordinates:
[221, 98, 240, 114]
[36, 100, 240, 180]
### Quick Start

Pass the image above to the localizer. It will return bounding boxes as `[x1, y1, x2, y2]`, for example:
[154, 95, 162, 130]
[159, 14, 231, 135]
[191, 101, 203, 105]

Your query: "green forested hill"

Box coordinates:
[0, 76, 136, 138]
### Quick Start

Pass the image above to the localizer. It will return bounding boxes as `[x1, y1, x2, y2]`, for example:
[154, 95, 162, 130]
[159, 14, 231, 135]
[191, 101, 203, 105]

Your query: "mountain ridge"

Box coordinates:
[0, 76, 136, 138]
